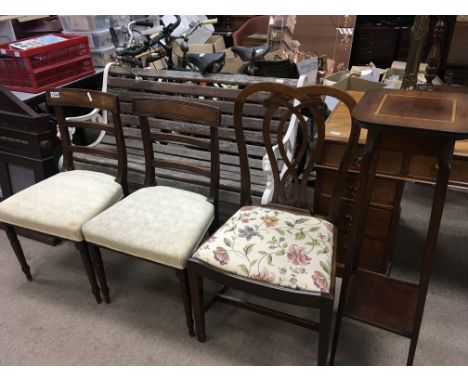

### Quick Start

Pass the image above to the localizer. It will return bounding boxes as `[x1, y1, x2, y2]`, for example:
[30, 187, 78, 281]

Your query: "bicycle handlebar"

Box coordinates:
[116, 15, 219, 67]
[201, 18, 218, 25]
[134, 20, 154, 28]
[166, 15, 181, 34]
[109, 27, 120, 47]
[172, 17, 218, 41]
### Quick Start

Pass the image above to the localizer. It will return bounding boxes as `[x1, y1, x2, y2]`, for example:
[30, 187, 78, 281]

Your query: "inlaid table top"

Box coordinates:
[352, 88, 468, 138]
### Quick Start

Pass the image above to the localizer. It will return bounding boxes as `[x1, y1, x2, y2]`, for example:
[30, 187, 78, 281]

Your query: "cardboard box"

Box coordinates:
[391, 60, 428, 72]
[172, 35, 226, 66]
[381, 68, 405, 89]
[269, 27, 293, 46]
[334, 76, 387, 92]
[296, 57, 318, 84]
[323, 71, 387, 92]
[220, 48, 244, 74]
[350, 65, 386, 81]
[322, 71, 351, 86]
[265, 49, 289, 61]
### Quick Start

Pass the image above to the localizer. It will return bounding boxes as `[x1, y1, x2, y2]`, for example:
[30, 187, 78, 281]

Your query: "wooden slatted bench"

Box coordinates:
[73, 67, 298, 206]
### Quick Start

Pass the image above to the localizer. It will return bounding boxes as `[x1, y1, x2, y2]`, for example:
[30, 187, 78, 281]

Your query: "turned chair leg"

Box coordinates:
[5, 224, 32, 281]
[76, 241, 102, 304]
[187, 266, 206, 342]
[176, 269, 195, 337]
[89, 244, 111, 304]
[318, 299, 333, 366]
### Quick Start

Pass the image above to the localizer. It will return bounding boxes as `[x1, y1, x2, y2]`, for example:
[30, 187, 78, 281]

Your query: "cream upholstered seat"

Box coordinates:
[0, 170, 123, 241]
[0, 89, 128, 305]
[83, 186, 214, 269]
[193, 206, 333, 294]
[82, 98, 220, 335]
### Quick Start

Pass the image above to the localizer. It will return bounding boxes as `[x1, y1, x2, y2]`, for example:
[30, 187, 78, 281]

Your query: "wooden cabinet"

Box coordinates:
[349, 16, 456, 77]
[314, 140, 404, 275]
[350, 25, 402, 68]
[315, 88, 468, 277]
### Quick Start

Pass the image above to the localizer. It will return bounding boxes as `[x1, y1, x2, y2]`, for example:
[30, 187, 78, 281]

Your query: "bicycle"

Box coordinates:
[111, 16, 225, 75]
[232, 43, 299, 79]
[60, 16, 226, 162]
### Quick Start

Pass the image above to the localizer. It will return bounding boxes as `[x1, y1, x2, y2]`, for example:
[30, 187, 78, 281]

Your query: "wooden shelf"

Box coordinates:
[343, 269, 419, 337]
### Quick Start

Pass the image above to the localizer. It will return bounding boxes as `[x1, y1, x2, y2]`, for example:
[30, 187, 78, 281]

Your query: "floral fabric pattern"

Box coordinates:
[193, 206, 334, 294]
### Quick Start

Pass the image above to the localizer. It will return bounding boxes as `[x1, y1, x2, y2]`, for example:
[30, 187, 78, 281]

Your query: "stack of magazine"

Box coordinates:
[9, 34, 67, 50]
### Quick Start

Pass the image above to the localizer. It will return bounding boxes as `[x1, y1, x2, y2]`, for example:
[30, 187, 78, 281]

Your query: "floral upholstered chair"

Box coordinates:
[0, 89, 128, 303]
[187, 83, 360, 365]
[81, 98, 220, 336]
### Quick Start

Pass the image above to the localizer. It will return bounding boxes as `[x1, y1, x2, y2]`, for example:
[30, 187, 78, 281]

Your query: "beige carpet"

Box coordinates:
[0, 183, 467, 365]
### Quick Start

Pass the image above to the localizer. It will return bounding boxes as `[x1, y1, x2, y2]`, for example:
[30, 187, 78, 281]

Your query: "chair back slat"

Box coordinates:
[45, 88, 128, 195]
[153, 159, 211, 179]
[45, 89, 119, 113]
[132, 98, 220, 127]
[150, 132, 211, 150]
[132, 98, 220, 210]
[234, 83, 360, 220]
[72, 146, 117, 160]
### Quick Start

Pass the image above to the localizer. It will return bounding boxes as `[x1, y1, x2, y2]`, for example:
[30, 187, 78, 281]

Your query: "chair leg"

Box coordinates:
[175, 269, 195, 337]
[5, 224, 32, 281]
[187, 265, 206, 342]
[76, 241, 102, 304]
[89, 244, 111, 304]
[329, 278, 348, 365]
[318, 299, 333, 366]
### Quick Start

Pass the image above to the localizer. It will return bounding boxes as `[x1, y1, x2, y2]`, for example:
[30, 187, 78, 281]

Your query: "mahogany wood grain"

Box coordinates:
[331, 87, 466, 365]
[187, 83, 361, 365]
[45, 88, 129, 195]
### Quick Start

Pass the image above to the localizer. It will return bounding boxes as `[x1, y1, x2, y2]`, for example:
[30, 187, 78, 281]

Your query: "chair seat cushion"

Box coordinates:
[192, 206, 335, 294]
[82, 186, 214, 269]
[0, 170, 123, 241]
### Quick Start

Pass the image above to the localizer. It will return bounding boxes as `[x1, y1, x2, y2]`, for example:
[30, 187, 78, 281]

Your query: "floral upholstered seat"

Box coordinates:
[193, 206, 334, 294]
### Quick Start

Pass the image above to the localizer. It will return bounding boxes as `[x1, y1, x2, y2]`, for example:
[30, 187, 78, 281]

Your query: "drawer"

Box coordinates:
[353, 37, 397, 49]
[320, 142, 405, 175]
[316, 168, 399, 207]
[408, 154, 468, 186]
[316, 196, 394, 240]
[354, 47, 396, 59]
[336, 233, 389, 273]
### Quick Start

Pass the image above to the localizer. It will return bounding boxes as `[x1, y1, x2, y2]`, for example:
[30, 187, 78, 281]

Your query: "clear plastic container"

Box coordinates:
[91, 45, 115, 67]
[110, 15, 131, 27]
[59, 15, 111, 32]
[130, 15, 160, 25]
[63, 29, 114, 49]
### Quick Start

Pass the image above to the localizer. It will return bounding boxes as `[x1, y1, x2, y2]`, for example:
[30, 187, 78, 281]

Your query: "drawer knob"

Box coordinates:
[39, 139, 52, 151]
[354, 156, 362, 167]
[345, 214, 353, 227]
[349, 185, 358, 196]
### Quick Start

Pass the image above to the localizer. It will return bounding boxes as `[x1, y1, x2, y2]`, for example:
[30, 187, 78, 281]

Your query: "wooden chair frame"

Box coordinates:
[3, 88, 128, 304]
[87, 97, 221, 336]
[187, 83, 360, 365]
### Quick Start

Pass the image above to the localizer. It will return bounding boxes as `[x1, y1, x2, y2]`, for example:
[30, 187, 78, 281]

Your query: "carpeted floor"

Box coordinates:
[0, 183, 467, 365]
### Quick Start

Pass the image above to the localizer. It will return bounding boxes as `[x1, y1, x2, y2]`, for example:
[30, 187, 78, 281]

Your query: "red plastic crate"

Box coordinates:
[0, 34, 95, 93]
